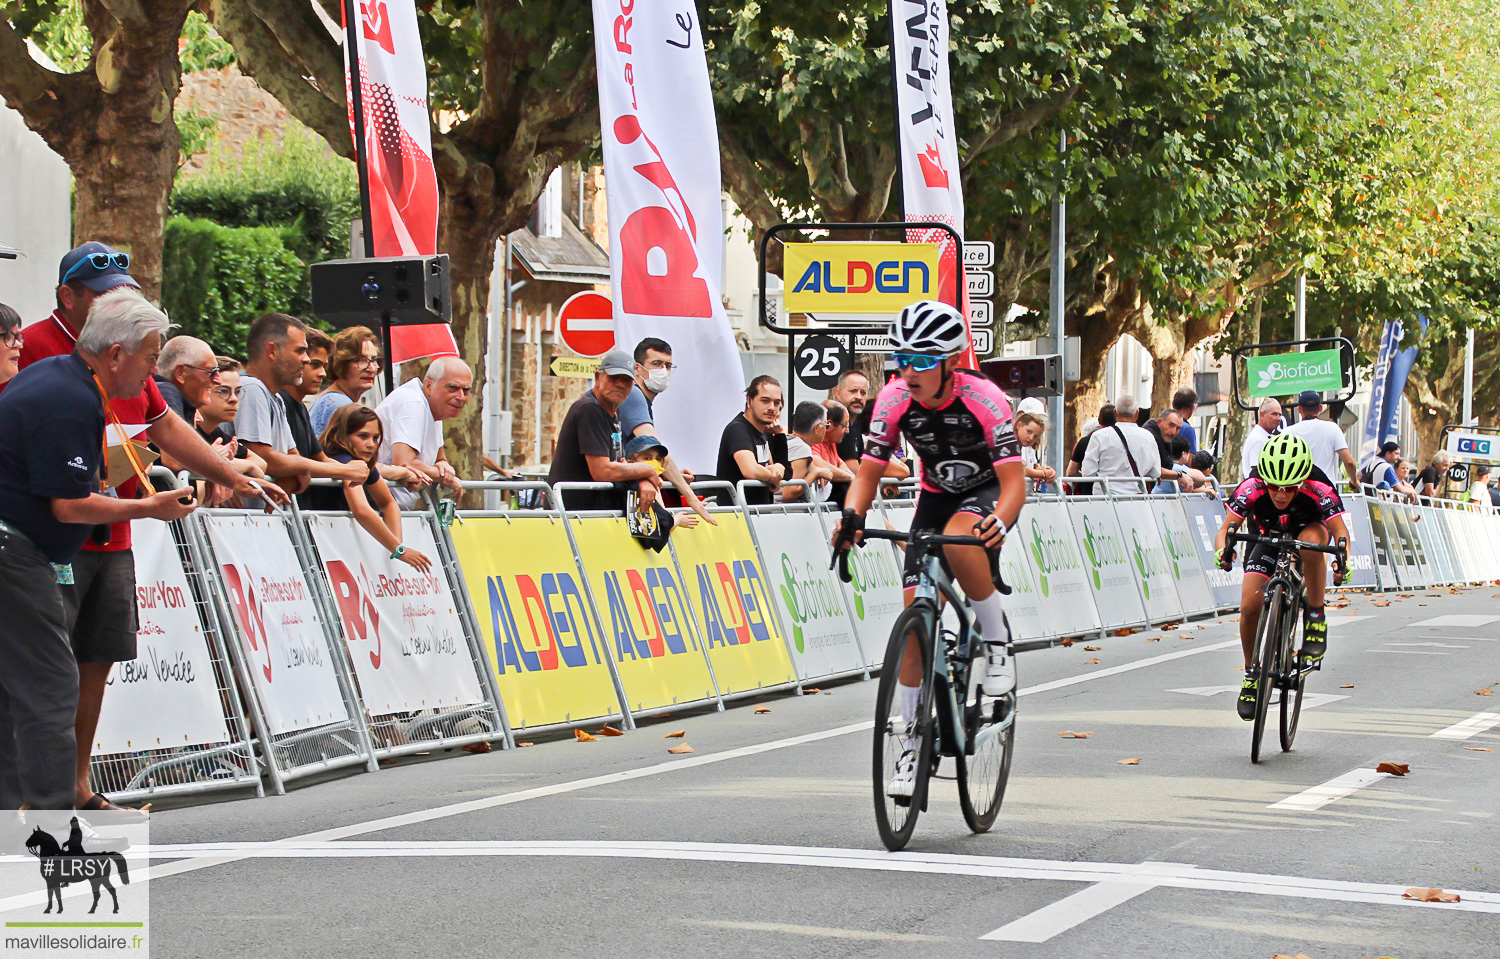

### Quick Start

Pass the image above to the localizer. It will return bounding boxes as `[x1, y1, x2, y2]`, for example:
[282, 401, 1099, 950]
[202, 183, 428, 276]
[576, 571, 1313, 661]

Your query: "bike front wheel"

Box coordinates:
[873, 603, 937, 851]
[956, 644, 1015, 833]
[1280, 616, 1308, 751]
[1250, 582, 1287, 764]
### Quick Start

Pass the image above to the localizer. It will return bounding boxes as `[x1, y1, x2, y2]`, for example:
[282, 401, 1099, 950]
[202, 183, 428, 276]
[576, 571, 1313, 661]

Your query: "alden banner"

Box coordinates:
[890, 0, 974, 366]
[593, 0, 742, 474]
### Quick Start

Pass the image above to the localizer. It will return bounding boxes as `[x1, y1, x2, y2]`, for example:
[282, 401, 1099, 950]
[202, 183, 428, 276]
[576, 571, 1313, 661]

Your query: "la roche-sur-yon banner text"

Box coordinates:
[592, 0, 743, 475]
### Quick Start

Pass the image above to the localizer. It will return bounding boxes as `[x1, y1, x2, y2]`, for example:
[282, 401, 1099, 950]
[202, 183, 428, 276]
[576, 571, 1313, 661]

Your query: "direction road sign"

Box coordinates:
[556, 291, 614, 357]
[962, 241, 993, 268]
[966, 270, 993, 298]
[969, 299, 993, 328]
[549, 356, 597, 378]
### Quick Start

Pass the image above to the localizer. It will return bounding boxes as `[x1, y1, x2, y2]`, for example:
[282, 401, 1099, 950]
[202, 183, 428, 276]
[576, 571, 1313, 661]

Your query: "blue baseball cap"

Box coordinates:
[58, 241, 140, 293]
[624, 434, 668, 458]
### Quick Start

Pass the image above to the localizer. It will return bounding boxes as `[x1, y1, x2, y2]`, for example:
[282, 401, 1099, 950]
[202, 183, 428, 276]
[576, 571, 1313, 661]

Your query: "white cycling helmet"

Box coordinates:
[889, 300, 967, 355]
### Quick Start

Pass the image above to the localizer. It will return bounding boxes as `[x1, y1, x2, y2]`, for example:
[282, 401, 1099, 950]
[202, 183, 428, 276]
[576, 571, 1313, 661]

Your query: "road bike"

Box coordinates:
[835, 526, 1016, 851]
[1226, 529, 1347, 763]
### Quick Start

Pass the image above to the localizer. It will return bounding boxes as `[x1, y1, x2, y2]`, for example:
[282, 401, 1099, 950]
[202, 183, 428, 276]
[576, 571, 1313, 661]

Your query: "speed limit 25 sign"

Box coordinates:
[794, 334, 849, 390]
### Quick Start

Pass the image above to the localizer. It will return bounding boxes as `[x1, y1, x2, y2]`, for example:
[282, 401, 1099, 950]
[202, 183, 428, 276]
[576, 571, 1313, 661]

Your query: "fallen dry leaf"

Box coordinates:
[1086, 657, 1101, 665]
[1114, 628, 1134, 636]
[1146, 636, 1161, 642]
[574, 729, 598, 743]
[1059, 638, 1076, 647]
[1161, 622, 1181, 629]
[1398, 593, 1414, 598]
[1464, 747, 1492, 752]
[462, 741, 493, 754]
[517, 741, 534, 748]
[1373, 600, 1392, 607]
[1058, 731, 1093, 739]
[1402, 887, 1460, 903]
[596, 724, 625, 737]
[1376, 762, 1410, 776]
[822, 690, 834, 695]
[1178, 633, 1195, 640]
[804, 687, 822, 694]
[1477, 688, 1494, 696]
[1116, 758, 1141, 765]
[1340, 684, 1356, 689]
[1083, 645, 1102, 651]
[667, 743, 695, 755]
[1271, 954, 1316, 959]
[664, 730, 687, 738]
[755, 705, 772, 714]
[1424, 593, 1441, 597]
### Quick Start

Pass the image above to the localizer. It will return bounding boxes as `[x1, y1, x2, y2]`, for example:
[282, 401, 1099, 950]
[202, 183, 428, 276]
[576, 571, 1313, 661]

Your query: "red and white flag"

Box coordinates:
[592, 0, 743, 473]
[891, 0, 974, 367]
[343, 0, 456, 362]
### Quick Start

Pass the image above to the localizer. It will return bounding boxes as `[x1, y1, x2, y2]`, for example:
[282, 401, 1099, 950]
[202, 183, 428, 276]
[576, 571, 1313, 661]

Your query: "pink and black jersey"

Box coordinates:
[863, 371, 1021, 494]
[1226, 466, 1345, 534]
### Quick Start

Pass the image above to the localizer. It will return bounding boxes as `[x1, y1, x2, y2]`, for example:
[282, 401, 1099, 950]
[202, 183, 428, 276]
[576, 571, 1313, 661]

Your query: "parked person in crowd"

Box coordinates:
[1065, 404, 1114, 492]
[1467, 464, 1493, 509]
[0, 288, 254, 812]
[1284, 390, 1358, 488]
[312, 405, 432, 572]
[192, 358, 269, 506]
[548, 350, 663, 511]
[1362, 441, 1403, 490]
[376, 355, 470, 509]
[1081, 394, 1162, 493]
[1144, 407, 1196, 492]
[783, 401, 852, 503]
[11, 271, 288, 814]
[1416, 451, 1452, 498]
[311, 326, 381, 437]
[615, 336, 713, 524]
[1393, 459, 1422, 506]
[1191, 450, 1220, 494]
[621, 434, 700, 551]
[1016, 410, 1055, 494]
[1240, 398, 1284, 479]
[153, 335, 218, 423]
[817, 399, 852, 506]
[829, 369, 870, 473]
[717, 374, 786, 506]
[0, 302, 20, 388]
[1173, 387, 1199, 451]
[280, 326, 332, 458]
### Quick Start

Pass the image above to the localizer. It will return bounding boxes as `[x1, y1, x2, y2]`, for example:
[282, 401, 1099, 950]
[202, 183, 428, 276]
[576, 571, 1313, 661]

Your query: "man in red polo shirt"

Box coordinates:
[18, 242, 289, 813]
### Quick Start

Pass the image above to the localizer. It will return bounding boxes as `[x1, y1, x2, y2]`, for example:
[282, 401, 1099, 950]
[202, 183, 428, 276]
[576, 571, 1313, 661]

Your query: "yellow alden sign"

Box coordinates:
[783, 242, 941, 313]
[550, 356, 597, 379]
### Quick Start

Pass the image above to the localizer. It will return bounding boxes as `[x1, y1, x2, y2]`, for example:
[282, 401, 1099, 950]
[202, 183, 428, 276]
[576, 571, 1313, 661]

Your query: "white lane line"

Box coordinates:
[1413, 615, 1500, 628]
[1023, 640, 1239, 696]
[1431, 711, 1500, 740]
[980, 861, 1190, 942]
[1366, 650, 1450, 655]
[1268, 768, 1391, 811]
[1385, 642, 1470, 648]
[1325, 615, 1375, 625]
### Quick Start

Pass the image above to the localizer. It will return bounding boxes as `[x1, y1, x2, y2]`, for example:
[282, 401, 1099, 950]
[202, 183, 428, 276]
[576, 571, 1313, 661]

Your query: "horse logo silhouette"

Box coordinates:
[24, 818, 130, 914]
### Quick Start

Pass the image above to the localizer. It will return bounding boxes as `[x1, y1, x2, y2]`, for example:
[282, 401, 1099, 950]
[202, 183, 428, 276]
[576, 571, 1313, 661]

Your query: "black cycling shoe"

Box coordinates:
[1301, 618, 1328, 667]
[1236, 674, 1259, 721]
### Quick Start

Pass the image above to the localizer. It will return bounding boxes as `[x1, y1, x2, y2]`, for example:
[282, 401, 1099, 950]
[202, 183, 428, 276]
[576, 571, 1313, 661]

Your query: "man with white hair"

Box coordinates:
[1415, 451, 1452, 498]
[376, 355, 472, 509]
[154, 334, 218, 422]
[1240, 398, 1283, 479]
[1080, 395, 1162, 493]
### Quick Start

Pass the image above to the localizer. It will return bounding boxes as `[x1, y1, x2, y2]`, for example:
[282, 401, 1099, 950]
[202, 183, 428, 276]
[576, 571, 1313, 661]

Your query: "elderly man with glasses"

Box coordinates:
[154, 335, 219, 424]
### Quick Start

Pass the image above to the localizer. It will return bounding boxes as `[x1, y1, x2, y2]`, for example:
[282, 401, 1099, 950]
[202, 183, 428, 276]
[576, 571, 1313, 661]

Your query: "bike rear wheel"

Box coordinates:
[956, 643, 1015, 833]
[1279, 613, 1308, 751]
[873, 604, 938, 851]
[1250, 583, 1286, 764]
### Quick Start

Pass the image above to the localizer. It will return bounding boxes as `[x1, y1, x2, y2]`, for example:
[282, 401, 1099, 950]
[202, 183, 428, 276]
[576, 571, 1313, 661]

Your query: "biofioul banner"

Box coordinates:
[305, 514, 485, 715]
[1018, 501, 1102, 638]
[749, 508, 868, 680]
[1066, 498, 1149, 630]
[95, 520, 231, 755]
[1108, 498, 1185, 623]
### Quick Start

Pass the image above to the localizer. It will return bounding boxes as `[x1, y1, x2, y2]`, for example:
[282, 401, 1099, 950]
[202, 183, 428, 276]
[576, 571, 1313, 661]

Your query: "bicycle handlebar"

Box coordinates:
[1225, 530, 1346, 556]
[830, 515, 1011, 595]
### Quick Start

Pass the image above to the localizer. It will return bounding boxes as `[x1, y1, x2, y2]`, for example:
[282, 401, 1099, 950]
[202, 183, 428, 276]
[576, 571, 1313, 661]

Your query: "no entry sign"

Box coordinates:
[557, 291, 615, 357]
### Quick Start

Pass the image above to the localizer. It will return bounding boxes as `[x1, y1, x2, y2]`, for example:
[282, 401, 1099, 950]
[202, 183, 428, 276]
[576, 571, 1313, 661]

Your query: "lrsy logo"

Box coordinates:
[777, 553, 845, 653]
[23, 817, 130, 914]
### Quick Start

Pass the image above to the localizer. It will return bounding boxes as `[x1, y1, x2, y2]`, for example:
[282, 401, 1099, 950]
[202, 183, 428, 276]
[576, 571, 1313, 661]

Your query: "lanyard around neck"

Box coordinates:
[92, 371, 156, 495]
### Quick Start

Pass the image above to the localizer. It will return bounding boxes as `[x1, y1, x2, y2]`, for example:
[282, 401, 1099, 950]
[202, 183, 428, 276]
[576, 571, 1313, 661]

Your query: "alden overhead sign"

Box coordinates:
[783, 242, 941, 314]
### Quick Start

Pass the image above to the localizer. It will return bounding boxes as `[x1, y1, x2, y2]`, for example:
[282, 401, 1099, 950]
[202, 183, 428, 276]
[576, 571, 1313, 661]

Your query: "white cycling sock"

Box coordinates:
[972, 591, 1010, 647]
[899, 683, 921, 732]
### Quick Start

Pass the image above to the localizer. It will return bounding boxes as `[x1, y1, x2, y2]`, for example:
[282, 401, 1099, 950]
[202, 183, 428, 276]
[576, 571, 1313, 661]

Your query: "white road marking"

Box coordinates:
[980, 861, 1189, 942]
[1385, 642, 1470, 648]
[1268, 768, 1392, 811]
[1367, 650, 1450, 655]
[1325, 614, 1375, 625]
[1431, 711, 1500, 741]
[1166, 686, 1348, 710]
[1023, 640, 1239, 696]
[1413, 614, 1500, 628]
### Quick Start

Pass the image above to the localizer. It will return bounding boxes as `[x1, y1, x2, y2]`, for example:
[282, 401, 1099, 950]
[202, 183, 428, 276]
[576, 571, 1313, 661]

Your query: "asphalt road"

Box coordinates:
[28, 588, 1500, 958]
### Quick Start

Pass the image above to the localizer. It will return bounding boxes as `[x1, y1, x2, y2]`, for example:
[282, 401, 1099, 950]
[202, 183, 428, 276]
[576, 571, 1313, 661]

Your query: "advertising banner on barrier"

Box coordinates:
[449, 517, 624, 728]
[567, 516, 719, 711]
[1390, 505, 1428, 587]
[670, 513, 797, 695]
[1422, 506, 1455, 585]
[1018, 501, 1102, 637]
[1065, 498, 1149, 629]
[305, 514, 484, 715]
[1150, 498, 1216, 616]
[996, 519, 1048, 641]
[1109, 499, 1185, 622]
[1180, 496, 1243, 608]
[1338, 498, 1380, 590]
[95, 520, 231, 754]
[203, 513, 349, 735]
[831, 522, 904, 669]
[749, 510, 868, 680]
[1364, 498, 1403, 587]
[1437, 508, 1471, 582]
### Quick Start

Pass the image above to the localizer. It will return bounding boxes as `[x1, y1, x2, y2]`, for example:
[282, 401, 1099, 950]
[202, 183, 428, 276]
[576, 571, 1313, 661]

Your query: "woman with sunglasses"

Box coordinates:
[310, 326, 383, 437]
[829, 300, 1026, 799]
[0, 303, 21, 389]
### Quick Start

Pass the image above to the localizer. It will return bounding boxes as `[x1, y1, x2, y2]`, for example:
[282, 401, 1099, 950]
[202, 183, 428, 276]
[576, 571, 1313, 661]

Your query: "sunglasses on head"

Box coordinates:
[892, 352, 946, 372]
[61, 252, 131, 285]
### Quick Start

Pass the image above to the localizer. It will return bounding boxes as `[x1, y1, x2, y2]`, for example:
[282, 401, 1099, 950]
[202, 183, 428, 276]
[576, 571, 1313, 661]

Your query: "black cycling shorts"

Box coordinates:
[1241, 521, 1329, 578]
[901, 484, 998, 589]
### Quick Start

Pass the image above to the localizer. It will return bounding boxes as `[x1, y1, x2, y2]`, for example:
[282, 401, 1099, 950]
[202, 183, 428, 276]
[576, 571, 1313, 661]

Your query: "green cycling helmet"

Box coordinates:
[1258, 433, 1314, 487]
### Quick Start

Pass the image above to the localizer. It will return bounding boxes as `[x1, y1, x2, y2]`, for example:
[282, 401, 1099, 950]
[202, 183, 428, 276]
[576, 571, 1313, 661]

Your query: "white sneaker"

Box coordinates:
[983, 643, 1016, 696]
[887, 748, 918, 798]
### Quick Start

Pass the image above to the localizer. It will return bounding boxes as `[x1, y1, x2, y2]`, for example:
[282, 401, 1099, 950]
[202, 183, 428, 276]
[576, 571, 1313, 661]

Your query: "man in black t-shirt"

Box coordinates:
[716, 375, 785, 506]
[1415, 451, 1450, 498]
[548, 350, 663, 511]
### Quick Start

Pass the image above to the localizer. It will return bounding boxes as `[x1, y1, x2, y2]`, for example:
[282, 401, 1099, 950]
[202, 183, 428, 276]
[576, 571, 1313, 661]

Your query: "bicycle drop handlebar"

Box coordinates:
[830, 519, 1011, 595]
[1225, 529, 1347, 558]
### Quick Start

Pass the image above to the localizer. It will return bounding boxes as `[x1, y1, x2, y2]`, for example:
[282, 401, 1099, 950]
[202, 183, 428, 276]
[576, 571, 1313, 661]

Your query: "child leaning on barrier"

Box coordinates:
[313, 404, 432, 572]
[623, 434, 700, 552]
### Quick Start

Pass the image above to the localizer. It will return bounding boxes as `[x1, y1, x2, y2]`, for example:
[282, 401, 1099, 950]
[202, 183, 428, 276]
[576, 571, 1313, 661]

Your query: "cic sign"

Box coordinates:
[1445, 431, 1500, 464]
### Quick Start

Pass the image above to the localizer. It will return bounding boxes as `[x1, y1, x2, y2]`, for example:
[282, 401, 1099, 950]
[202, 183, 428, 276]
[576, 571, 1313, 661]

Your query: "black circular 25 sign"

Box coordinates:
[794, 334, 848, 391]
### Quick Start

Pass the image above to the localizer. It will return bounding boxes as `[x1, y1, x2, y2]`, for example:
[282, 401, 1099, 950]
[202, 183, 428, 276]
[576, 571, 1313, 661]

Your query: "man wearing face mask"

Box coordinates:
[617, 337, 714, 523]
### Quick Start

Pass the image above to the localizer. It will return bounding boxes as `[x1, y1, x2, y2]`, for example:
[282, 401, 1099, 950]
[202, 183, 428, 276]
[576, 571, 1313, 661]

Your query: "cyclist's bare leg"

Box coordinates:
[940, 510, 997, 604]
[1297, 523, 1330, 607]
[1239, 573, 1268, 668]
[898, 586, 923, 686]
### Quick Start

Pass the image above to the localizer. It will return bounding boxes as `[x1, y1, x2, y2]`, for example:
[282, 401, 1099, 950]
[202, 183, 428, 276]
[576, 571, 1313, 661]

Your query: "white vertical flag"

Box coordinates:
[891, 0, 975, 366]
[593, 0, 743, 473]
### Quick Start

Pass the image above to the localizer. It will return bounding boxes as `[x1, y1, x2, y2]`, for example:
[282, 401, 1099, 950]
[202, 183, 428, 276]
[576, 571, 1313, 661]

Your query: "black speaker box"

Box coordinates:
[310, 254, 452, 328]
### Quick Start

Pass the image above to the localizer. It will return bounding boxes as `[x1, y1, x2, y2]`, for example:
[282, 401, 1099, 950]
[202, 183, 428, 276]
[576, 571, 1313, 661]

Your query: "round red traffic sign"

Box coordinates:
[556, 291, 615, 358]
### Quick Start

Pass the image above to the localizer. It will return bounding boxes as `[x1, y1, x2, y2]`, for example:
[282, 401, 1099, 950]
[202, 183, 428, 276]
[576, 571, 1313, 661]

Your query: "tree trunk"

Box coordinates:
[1218, 291, 1263, 483]
[72, 126, 179, 300]
[437, 197, 499, 499]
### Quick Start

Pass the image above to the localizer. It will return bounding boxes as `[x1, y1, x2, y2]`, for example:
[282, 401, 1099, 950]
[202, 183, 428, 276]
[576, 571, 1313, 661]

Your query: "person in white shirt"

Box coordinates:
[1239, 398, 1283, 479]
[375, 357, 472, 509]
[1080, 395, 1162, 493]
[1283, 390, 1358, 488]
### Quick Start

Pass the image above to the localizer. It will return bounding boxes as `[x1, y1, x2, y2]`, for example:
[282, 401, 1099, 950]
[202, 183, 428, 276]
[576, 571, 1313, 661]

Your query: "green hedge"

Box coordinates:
[160, 217, 305, 358]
